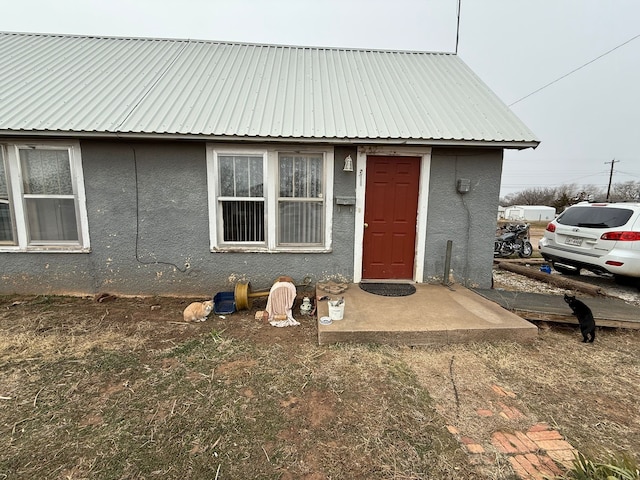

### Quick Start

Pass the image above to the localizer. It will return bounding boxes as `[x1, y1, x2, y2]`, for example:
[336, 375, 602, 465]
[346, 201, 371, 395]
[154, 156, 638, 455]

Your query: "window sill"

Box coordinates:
[0, 246, 91, 253]
[211, 247, 332, 254]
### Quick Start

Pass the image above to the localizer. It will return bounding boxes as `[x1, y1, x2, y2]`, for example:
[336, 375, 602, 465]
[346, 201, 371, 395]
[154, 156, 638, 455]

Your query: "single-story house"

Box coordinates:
[0, 32, 539, 297]
[504, 205, 556, 222]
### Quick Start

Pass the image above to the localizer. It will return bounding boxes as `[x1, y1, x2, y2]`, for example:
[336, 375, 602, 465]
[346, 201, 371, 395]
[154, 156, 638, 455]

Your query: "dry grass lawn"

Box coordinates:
[1, 293, 639, 479]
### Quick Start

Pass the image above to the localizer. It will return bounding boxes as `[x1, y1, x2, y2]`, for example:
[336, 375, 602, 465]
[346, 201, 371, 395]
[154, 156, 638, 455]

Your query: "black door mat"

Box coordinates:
[359, 283, 416, 297]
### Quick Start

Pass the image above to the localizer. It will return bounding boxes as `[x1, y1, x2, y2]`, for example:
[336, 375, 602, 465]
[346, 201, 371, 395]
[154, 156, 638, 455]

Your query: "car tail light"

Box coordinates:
[600, 231, 640, 241]
[605, 260, 624, 266]
[546, 223, 556, 233]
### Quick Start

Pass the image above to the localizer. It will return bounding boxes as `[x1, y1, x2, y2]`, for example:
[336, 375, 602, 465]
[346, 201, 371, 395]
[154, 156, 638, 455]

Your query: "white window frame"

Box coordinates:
[207, 144, 334, 252]
[0, 140, 90, 253]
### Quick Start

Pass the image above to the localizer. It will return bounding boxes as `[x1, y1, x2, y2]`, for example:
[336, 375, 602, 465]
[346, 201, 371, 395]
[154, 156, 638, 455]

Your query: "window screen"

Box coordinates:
[218, 155, 265, 242]
[278, 154, 324, 245]
[20, 149, 79, 243]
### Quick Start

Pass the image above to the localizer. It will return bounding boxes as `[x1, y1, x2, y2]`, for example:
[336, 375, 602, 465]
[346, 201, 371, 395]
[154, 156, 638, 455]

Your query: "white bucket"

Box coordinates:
[328, 302, 345, 321]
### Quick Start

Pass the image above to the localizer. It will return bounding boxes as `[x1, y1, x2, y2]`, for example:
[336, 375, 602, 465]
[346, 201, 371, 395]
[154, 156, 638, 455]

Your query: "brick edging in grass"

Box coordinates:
[446, 384, 578, 480]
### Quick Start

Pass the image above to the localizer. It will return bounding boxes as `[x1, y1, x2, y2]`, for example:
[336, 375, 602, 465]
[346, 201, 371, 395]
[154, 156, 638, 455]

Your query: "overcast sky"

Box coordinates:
[2, 0, 639, 197]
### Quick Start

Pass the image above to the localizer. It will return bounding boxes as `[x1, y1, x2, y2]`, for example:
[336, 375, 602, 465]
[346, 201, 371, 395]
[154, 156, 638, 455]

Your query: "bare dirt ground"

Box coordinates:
[1, 229, 639, 479]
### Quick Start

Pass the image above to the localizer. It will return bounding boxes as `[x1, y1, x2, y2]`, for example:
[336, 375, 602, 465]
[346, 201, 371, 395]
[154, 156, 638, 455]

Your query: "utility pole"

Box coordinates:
[605, 158, 619, 201]
[455, 0, 461, 54]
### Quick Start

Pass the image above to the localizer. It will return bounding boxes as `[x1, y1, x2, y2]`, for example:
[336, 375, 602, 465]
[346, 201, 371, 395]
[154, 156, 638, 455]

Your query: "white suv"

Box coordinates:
[539, 202, 640, 282]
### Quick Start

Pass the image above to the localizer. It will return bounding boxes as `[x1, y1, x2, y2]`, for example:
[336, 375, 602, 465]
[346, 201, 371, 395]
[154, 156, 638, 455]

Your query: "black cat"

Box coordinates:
[563, 293, 596, 343]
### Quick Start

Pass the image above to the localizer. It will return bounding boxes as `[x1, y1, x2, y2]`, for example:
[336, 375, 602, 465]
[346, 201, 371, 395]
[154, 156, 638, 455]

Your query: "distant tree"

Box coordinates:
[501, 186, 557, 206]
[554, 184, 579, 206]
[609, 181, 640, 201]
[553, 192, 572, 211]
[577, 184, 605, 202]
[500, 182, 639, 207]
[499, 192, 517, 206]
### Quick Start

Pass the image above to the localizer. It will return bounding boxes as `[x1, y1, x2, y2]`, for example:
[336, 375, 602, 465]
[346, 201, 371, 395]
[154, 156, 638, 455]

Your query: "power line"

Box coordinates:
[504, 172, 608, 181]
[616, 170, 640, 178]
[509, 33, 640, 107]
[502, 182, 615, 188]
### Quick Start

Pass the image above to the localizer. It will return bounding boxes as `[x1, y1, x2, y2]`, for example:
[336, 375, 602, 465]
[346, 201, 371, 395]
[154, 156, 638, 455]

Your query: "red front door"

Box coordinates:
[362, 156, 420, 279]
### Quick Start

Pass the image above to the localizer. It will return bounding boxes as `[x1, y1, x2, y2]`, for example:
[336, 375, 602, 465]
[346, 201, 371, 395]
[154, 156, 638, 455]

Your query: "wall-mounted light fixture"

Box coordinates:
[343, 155, 354, 172]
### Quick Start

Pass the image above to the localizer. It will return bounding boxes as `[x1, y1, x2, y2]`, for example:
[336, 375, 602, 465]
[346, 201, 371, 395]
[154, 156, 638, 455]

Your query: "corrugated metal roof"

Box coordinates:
[0, 32, 538, 146]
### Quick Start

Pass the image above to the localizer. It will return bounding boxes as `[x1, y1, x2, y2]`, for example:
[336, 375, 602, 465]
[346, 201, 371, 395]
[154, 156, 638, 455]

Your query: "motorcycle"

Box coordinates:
[494, 223, 533, 258]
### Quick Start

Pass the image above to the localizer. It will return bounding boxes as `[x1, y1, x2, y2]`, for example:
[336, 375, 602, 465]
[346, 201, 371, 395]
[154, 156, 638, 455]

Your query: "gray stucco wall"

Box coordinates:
[0, 141, 500, 296]
[0, 140, 358, 296]
[424, 148, 502, 288]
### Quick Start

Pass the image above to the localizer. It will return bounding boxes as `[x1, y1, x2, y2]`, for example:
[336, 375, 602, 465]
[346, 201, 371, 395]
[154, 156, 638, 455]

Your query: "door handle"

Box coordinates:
[364, 223, 368, 228]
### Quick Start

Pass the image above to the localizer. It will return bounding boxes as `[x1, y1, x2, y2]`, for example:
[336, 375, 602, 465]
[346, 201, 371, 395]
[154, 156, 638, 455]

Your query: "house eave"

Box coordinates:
[0, 130, 539, 150]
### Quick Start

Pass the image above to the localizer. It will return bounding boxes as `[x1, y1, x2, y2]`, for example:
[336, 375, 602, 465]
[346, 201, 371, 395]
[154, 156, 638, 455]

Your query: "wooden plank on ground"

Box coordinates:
[512, 310, 640, 330]
[473, 289, 640, 330]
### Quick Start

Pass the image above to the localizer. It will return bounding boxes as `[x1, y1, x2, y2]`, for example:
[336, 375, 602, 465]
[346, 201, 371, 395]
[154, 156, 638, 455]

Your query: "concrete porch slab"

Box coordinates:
[316, 283, 538, 346]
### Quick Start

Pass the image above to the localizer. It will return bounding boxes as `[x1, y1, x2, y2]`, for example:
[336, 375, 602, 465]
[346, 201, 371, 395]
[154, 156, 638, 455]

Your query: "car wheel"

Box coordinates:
[553, 263, 581, 276]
